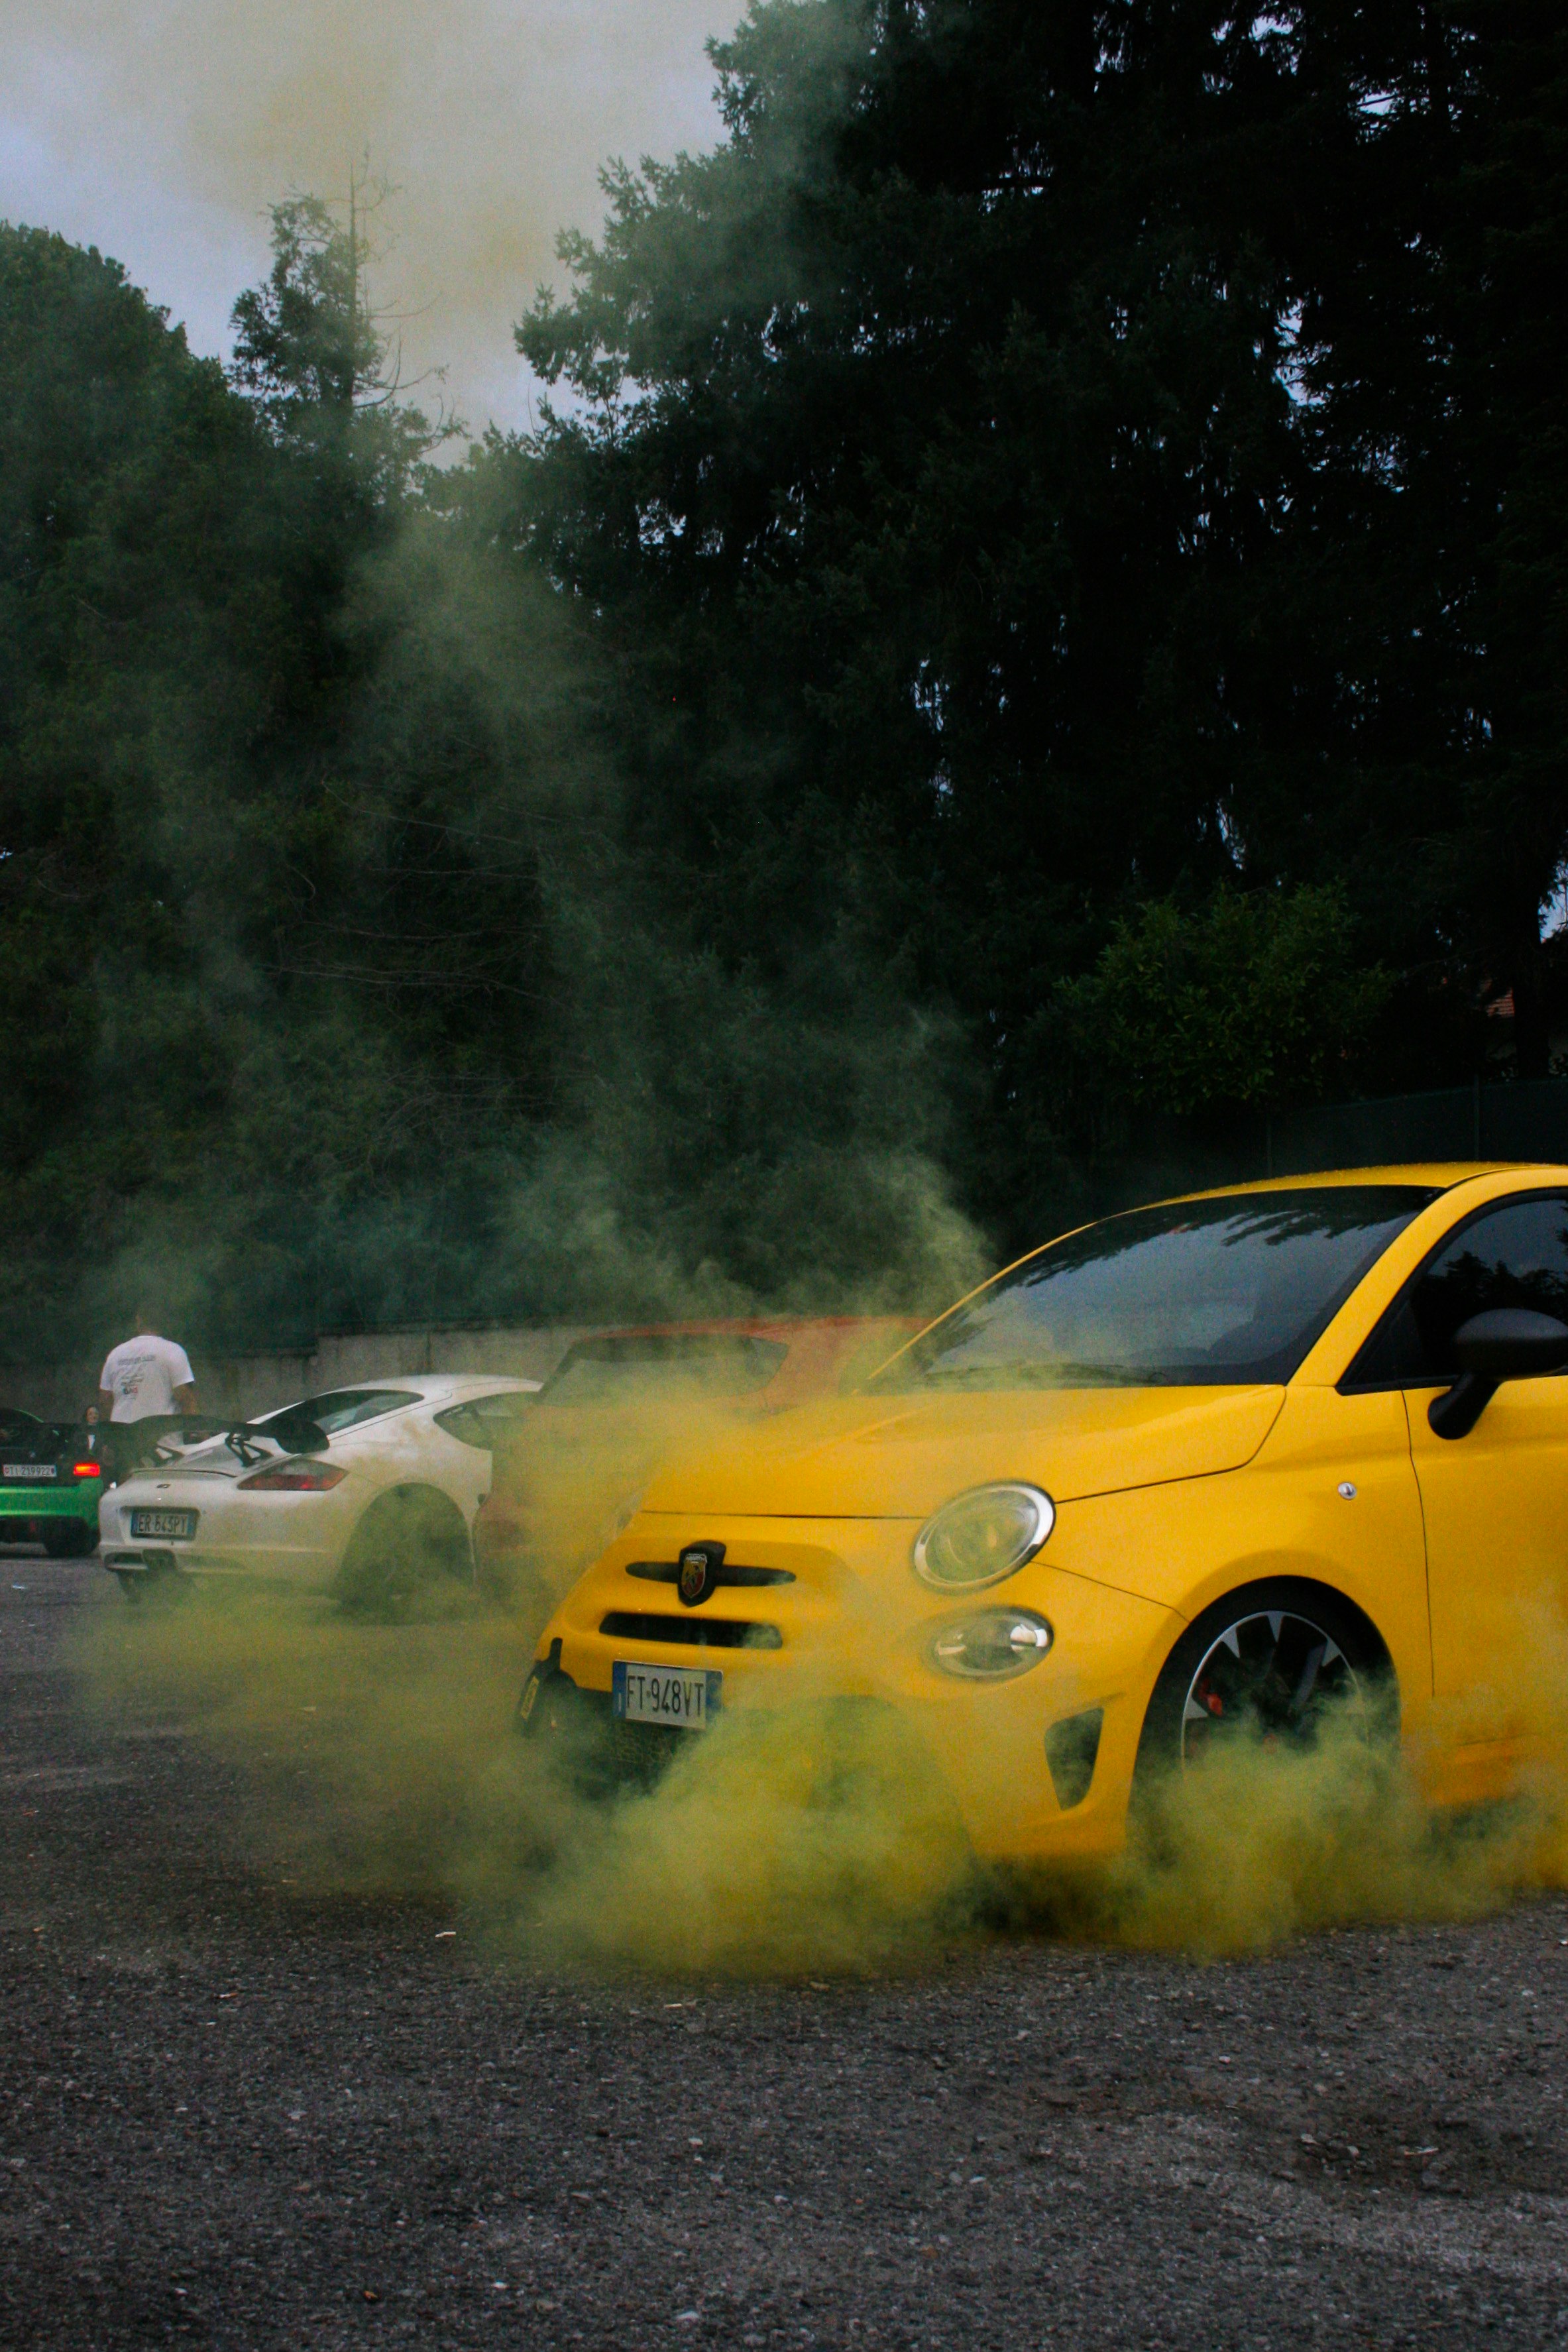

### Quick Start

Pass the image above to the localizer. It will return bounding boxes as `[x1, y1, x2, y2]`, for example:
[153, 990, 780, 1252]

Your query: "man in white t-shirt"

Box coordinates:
[97, 1310, 199, 1423]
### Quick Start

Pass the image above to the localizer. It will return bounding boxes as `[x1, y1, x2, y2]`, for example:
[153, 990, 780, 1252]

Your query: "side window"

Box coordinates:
[433, 1392, 536, 1449]
[1349, 1194, 1568, 1387]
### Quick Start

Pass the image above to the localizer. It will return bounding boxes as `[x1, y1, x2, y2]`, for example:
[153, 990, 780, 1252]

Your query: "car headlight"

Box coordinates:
[928, 1608, 1053, 1680]
[913, 1482, 1055, 1591]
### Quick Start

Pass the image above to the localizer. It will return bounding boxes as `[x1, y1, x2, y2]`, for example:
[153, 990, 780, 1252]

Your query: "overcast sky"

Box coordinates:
[0, 1, 736, 435]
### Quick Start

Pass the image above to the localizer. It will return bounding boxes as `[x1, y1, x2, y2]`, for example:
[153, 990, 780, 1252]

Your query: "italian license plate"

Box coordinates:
[3, 1463, 55, 1479]
[612, 1660, 720, 1730]
[130, 1508, 197, 1540]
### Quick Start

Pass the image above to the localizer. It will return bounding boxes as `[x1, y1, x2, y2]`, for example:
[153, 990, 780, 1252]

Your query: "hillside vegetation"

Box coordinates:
[1, 0, 1563, 1351]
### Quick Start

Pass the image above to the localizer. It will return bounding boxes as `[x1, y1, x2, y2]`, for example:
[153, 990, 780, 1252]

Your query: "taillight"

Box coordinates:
[237, 1459, 347, 1492]
[72, 1461, 103, 1479]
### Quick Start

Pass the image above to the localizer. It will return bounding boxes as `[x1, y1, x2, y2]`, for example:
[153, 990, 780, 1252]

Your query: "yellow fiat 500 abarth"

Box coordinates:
[519, 1166, 1568, 1862]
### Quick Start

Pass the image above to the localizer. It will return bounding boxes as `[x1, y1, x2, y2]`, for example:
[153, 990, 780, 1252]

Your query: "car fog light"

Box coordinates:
[928, 1608, 1053, 1680]
[913, 1483, 1054, 1591]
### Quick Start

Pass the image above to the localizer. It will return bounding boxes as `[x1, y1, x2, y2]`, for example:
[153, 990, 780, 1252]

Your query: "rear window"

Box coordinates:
[874, 1186, 1436, 1392]
[537, 1334, 789, 1406]
[433, 1391, 539, 1449]
[0, 1413, 79, 1460]
[262, 1388, 421, 1436]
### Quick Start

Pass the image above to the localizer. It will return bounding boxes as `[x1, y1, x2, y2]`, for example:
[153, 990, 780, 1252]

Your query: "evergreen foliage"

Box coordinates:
[1, 0, 1565, 1349]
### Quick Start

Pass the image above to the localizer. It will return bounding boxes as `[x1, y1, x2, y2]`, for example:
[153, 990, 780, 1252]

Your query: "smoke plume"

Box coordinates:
[0, 0, 736, 426]
[70, 1554, 1568, 1980]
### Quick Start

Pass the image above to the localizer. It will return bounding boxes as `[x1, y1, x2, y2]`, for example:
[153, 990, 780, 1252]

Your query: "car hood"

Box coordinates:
[640, 1382, 1286, 1520]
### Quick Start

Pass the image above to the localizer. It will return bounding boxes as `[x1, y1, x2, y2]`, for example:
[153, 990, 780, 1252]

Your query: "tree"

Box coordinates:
[513, 0, 1568, 1247]
[0, 224, 266, 1280]
[231, 180, 453, 502]
[5, 0, 1567, 1351]
[0, 213, 561, 1353]
[1054, 886, 1391, 1117]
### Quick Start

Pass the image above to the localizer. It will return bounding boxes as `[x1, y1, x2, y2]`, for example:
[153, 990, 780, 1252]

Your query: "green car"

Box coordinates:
[0, 1408, 105, 1557]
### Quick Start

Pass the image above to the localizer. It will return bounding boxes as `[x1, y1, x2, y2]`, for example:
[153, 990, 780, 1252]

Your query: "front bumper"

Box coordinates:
[528, 1510, 1182, 1863]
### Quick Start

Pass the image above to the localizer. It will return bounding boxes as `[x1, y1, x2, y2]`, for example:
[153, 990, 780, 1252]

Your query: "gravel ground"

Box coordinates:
[5, 1560, 1568, 2350]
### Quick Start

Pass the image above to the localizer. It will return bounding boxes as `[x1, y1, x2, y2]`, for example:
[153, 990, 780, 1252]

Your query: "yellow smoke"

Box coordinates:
[1027, 1701, 1567, 1960]
[478, 1392, 784, 1619]
[70, 1559, 1568, 1980]
[0, 0, 738, 425]
[524, 1697, 975, 1976]
[68, 1583, 976, 1968]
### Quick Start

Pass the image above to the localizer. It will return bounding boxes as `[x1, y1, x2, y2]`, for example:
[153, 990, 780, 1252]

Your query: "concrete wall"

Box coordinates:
[0, 1325, 587, 1426]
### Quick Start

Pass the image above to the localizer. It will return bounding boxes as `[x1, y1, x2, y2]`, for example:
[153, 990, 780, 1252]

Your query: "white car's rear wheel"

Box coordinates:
[334, 1485, 472, 1619]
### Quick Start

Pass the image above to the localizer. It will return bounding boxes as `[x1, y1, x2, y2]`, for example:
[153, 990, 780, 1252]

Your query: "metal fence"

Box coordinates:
[1268, 1078, 1568, 1176]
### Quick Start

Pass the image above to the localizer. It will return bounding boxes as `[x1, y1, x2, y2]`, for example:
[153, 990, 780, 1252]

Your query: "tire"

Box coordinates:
[334, 1485, 473, 1620]
[42, 1521, 97, 1560]
[1135, 1577, 1394, 1791]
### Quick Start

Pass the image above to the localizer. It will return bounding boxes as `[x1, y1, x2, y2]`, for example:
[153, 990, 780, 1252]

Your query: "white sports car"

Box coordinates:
[99, 1376, 540, 1607]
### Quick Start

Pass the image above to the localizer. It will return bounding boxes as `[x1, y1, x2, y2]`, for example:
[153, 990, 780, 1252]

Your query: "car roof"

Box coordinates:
[1166, 1162, 1568, 1201]
[308, 1374, 541, 1404]
[968, 1166, 1568, 1298]
[557, 1316, 904, 1341]
[535, 1317, 919, 1404]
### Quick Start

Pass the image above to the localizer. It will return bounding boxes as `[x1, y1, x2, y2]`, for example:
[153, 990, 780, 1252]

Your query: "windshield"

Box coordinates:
[537, 1334, 789, 1405]
[874, 1187, 1437, 1392]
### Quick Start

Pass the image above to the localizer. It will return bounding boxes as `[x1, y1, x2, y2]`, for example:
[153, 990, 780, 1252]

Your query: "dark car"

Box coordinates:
[472, 1316, 918, 1610]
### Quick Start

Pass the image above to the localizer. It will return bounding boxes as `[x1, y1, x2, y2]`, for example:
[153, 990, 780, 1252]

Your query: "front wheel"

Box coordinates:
[334, 1486, 473, 1620]
[1135, 1579, 1392, 1788]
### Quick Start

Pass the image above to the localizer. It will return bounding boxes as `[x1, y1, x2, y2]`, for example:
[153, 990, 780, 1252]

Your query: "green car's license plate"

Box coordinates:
[129, 1508, 197, 1540]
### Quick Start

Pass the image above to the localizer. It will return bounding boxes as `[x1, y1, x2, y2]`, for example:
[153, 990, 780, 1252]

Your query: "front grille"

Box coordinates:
[626, 1560, 795, 1589]
[598, 1611, 783, 1651]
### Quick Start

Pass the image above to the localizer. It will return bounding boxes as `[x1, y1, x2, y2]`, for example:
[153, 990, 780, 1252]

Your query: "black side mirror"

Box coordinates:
[1428, 1309, 1568, 1439]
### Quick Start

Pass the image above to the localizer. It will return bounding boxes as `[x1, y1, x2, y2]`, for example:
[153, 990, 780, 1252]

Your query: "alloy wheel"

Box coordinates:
[1179, 1608, 1359, 1764]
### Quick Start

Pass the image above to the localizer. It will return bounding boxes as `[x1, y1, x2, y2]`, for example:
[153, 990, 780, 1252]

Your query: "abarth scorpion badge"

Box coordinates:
[677, 1541, 725, 1606]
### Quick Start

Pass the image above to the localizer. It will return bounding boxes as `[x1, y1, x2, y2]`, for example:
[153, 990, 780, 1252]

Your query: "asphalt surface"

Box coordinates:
[5, 1560, 1568, 2349]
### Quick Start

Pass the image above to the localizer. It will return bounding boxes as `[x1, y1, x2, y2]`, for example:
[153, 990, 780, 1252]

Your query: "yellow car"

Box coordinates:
[519, 1166, 1568, 1860]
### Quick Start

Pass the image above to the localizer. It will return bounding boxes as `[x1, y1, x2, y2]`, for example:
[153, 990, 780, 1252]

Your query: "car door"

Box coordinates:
[1352, 1190, 1568, 1745]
